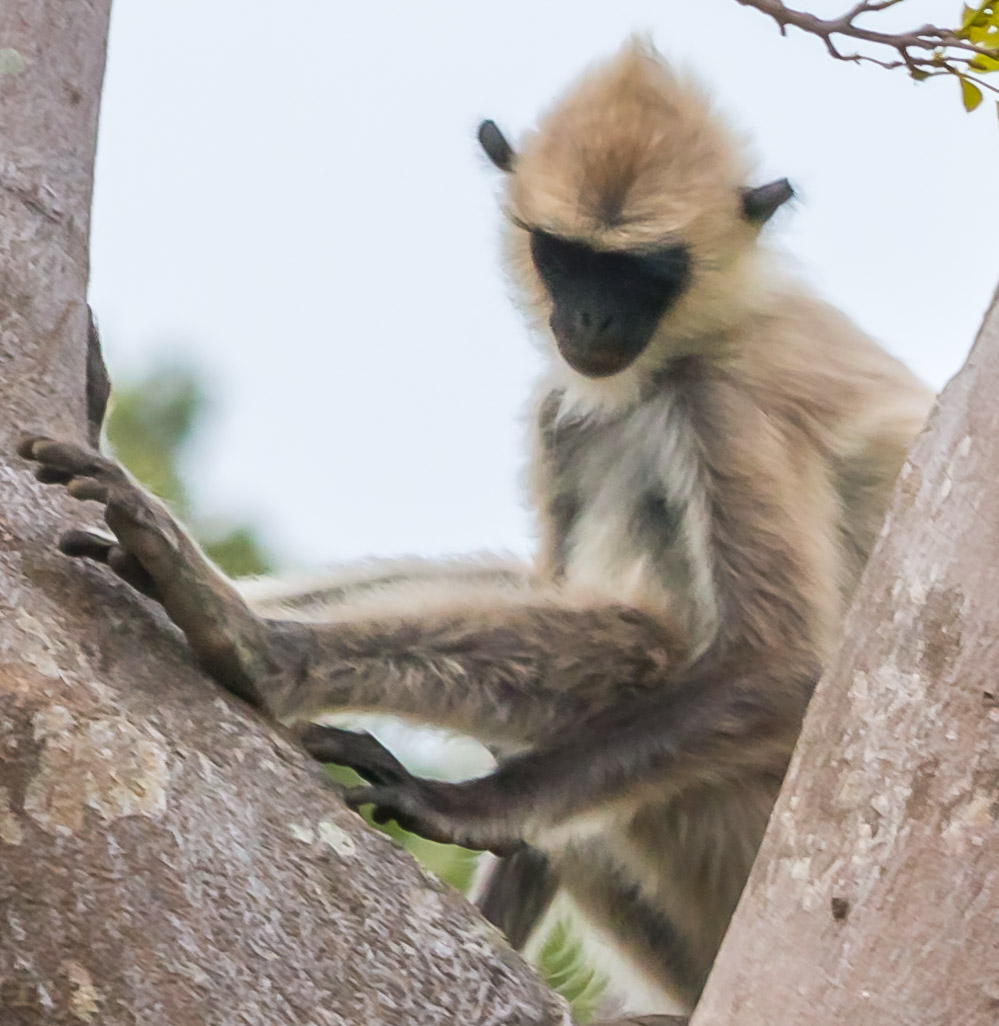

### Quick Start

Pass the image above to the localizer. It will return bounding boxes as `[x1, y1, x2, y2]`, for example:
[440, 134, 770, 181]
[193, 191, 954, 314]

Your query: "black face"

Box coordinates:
[530, 231, 691, 378]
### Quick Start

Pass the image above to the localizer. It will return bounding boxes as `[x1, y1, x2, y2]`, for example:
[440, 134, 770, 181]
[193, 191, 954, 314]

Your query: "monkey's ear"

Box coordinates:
[741, 178, 793, 224]
[478, 120, 516, 172]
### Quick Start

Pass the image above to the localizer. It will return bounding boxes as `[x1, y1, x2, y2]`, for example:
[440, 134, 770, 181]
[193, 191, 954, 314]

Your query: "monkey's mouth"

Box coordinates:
[549, 302, 661, 378]
[558, 346, 639, 377]
[553, 329, 655, 378]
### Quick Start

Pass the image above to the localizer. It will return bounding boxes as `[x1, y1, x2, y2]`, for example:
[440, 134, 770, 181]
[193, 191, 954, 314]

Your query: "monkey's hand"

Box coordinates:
[296, 722, 523, 853]
[344, 775, 525, 856]
[296, 723, 412, 785]
[17, 435, 298, 709]
[296, 724, 524, 851]
[296, 724, 518, 851]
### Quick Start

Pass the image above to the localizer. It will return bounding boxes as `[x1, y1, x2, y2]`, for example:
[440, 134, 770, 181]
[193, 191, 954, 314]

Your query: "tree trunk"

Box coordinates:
[691, 288, 999, 1024]
[0, 6, 567, 1025]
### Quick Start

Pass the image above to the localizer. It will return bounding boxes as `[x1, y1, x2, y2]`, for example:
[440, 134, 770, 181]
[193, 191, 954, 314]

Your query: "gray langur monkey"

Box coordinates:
[19, 39, 932, 1020]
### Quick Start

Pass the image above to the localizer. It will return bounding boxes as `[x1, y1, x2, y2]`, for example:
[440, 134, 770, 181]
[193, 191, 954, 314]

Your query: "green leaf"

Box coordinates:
[535, 918, 608, 1022]
[966, 18, 999, 43]
[961, 76, 985, 110]
[910, 68, 931, 81]
[969, 53, 999, 71]
[961, 2, 993, 32]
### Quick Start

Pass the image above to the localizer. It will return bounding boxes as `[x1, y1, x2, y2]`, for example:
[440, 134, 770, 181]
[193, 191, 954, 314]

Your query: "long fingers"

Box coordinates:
[19, 436, 101, 475]
[34, 464, 75, 485]
[18, 436, 124, 496]
[58, 529, 160, 598]
[296, 724, 412, 786]
[18, 437, 160, 598]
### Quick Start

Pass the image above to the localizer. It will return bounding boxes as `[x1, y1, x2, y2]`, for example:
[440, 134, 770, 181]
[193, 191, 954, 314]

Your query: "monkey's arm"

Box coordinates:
[328, 659, 811, 852]
[275, 584, 684, 744]
[18, 437, 682, 739]
[18, 439, 805, 853]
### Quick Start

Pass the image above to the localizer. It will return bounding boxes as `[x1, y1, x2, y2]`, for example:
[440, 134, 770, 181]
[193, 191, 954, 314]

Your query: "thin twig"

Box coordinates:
[734, 0, 999, 101]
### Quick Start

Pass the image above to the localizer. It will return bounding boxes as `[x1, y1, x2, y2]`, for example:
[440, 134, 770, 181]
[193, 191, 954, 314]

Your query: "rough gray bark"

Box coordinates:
[691, 288, 999, 1024]
[0, 5, 568, 1025]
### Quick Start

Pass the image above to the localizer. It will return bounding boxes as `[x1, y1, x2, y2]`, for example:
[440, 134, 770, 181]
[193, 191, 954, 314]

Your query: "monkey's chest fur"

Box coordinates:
[535, 384, 760, 999]
[538, 384, 719, 657]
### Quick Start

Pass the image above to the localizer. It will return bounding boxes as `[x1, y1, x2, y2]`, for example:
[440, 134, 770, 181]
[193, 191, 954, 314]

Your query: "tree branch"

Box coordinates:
[735, 0, 999, 98]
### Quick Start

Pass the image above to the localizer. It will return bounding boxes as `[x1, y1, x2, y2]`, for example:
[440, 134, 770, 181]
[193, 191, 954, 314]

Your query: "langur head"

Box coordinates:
[479, 39, 792, 385]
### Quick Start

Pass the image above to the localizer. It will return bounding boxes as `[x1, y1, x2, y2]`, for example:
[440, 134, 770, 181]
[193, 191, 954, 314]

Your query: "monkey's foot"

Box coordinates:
[344, 777, 525, 856]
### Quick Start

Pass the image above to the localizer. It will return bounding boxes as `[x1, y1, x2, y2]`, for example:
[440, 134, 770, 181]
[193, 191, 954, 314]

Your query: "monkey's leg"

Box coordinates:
[18, 436, 304, 707]
[476, 847, 559, 950]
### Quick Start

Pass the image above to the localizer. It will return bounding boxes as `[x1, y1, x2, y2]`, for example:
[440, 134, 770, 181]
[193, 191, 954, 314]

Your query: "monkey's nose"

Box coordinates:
[576, 309, 615, 338]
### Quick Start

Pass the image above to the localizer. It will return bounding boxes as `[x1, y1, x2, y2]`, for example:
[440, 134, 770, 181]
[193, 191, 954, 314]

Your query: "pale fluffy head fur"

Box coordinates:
[501, 39, 778, 413]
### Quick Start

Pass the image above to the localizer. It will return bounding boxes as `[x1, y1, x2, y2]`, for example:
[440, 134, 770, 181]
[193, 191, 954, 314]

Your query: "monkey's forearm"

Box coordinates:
[335, 662, 813, 852]
[266, 593, 683, 744]
[474, 669, 809, 820]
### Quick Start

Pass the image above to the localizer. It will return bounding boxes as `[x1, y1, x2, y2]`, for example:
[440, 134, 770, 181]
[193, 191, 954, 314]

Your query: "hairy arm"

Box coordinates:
[16, 436, 682, 739]
[336, 656, 812, 851]
[693, 368, 846, 675]
[16, 433, 810, 855]
[271, 584, 682, 742]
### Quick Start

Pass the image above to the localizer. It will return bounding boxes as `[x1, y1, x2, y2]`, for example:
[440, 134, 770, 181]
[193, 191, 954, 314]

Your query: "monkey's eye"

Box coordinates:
[533, 233, 689, 293]
[529, 230, 691, 304]
[529, 230, 591, 288]
[631, 246, 691, 283]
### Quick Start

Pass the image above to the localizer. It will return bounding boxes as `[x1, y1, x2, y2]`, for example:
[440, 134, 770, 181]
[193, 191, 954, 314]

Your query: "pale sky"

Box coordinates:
[88, 0, 999, 570]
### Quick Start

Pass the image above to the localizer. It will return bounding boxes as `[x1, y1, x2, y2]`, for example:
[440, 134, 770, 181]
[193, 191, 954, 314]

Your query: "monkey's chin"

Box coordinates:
[557, 344, 644, 379]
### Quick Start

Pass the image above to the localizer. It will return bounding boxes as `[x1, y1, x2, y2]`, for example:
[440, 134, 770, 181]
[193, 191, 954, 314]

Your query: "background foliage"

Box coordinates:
[107, 363, 273, 577]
